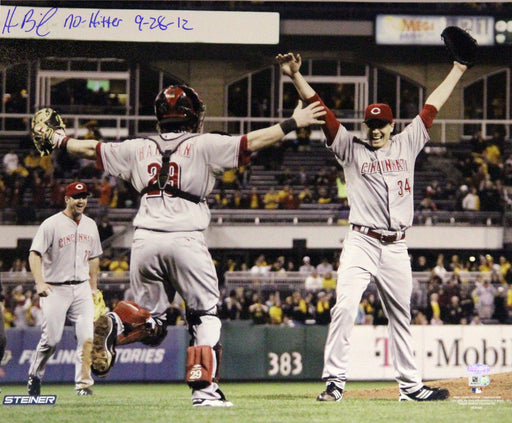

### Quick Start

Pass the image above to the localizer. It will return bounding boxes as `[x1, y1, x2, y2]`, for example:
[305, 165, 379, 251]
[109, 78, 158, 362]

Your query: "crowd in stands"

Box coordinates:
[210, 162, 348, 211]
[416, 128, 512, 214]
[213, 252, 512, 327]
[2, 250, 512, 329]
[0, 143, 140, 225]
[1, 283, 43, 329]
[2, 122, 512, 218]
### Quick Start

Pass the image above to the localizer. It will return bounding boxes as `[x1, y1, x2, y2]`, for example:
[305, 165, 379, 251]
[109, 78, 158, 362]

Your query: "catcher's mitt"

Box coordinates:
[441, 26, 478, 68]
[93, 289, 108, 321]
[31, 107, 66, 156]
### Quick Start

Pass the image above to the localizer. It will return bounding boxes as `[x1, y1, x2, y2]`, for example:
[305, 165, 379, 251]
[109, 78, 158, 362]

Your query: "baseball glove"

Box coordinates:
[441, 26, 478, 68]
[31, 108, 66, 156]
[93, 289, 108, 321]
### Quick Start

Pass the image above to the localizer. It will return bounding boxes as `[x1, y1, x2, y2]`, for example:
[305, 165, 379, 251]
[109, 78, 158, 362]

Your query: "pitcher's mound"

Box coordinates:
[347, 372, 511, 400]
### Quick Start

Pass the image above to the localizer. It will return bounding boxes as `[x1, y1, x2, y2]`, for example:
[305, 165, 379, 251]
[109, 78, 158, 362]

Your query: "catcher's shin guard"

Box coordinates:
[186, 345, 214, 389]
[185, 342, 223, 388]
[185, 308, 223, 389]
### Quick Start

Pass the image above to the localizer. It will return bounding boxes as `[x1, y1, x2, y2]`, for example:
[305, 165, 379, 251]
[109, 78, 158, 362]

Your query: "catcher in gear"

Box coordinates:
[31, 83, 325, 407]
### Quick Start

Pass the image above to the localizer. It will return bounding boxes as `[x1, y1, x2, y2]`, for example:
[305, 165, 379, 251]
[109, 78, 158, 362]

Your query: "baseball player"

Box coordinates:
[276, 52, 467, 402]
[30, 85, 325, 407]
[27, 181, 102, 396]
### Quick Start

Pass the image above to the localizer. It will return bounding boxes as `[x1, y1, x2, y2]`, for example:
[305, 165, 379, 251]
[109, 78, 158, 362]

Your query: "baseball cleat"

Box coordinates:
[192, 398, 234, 407]
[27, 376, 41, 396]
[192, 389, 233, 408]
[91, 313, 117, 377]
[316, 382, 344, 402]
[399, 385, 449, 401]
[76, 387, 94, 396]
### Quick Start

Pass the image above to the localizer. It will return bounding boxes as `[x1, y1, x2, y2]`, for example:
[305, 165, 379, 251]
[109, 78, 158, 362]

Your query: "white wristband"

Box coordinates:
[52, 131, 70, 149]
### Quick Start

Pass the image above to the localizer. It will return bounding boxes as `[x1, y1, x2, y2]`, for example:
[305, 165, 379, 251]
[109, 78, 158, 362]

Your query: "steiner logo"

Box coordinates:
[3, 395, 57, 405]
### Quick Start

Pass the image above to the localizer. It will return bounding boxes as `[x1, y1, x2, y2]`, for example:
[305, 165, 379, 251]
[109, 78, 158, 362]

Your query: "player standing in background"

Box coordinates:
[30, 84, 325, 407]
[27, 182, 102, 396]
[276, 52, 467, 402]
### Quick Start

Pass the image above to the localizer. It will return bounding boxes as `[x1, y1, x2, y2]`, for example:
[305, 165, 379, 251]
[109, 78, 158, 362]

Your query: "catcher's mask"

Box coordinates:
[154, 85, 205, 133]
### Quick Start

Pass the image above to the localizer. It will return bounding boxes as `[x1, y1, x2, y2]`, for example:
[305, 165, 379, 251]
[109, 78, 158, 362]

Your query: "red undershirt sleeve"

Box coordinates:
[305, 93, 339, 144]
[238, 135, 251, 166]
[420, 104, 438, 130]
[95, 142, 104, 171]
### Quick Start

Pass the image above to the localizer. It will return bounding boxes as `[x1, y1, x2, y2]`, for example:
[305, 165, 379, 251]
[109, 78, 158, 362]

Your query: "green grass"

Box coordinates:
[1, 382, 509, 423]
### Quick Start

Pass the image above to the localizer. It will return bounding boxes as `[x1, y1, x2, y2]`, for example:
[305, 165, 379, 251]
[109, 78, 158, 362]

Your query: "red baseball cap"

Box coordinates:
[364, 103, 394, 123]
[65, 182, 90, 197]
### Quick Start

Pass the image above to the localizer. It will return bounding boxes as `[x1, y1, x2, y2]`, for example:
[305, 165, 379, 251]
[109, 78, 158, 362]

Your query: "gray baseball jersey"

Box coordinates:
[329, 115, 428, 231]
[98, 133, 245, 231]
[30, 212, 102, 282]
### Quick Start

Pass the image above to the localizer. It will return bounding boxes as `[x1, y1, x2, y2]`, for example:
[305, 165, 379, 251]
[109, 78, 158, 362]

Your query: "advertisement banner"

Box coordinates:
[0, 327, 187, 383]
[375, 15, 494, 46]
[339, 325, 511, 380]
[1, 325, 510, 383]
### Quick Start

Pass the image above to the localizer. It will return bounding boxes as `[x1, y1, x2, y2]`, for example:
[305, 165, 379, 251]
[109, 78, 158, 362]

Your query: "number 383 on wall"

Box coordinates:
[267, 352, 303, 376]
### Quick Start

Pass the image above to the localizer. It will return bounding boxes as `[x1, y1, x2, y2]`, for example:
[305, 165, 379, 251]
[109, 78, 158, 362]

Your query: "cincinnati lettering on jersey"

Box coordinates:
[58, 233, 92, 248]
[361, 158, 408, 174]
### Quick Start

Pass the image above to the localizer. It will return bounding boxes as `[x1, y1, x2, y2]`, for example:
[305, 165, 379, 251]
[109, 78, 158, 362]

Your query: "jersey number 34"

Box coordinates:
[397, 178, 411, 196]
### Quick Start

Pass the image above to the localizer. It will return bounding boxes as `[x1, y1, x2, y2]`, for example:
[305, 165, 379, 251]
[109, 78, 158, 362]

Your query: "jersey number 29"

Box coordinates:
[146, 161, 180, 195]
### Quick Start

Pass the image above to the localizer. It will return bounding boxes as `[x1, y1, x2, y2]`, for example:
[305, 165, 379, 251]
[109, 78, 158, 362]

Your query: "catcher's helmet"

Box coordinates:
[154, 85, 205, 133]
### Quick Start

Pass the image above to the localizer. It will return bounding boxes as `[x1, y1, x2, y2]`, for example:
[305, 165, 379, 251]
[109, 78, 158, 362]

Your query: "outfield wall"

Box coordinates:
[0, 324, 510, 384]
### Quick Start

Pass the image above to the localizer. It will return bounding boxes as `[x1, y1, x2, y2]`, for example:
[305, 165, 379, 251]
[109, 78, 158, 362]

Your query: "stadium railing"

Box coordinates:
[0, 113, 509, 143]
[0, 270, 497, 312]
[0, 207, 503, 226]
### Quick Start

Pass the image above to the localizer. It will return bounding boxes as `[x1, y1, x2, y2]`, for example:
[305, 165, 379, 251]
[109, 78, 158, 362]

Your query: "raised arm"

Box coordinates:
[276, 53, 316, 100]
[425, 62, 467, 111]
[40, 128, 98, 160]
[33, 101, 324, 158]
[66, 138, 99, 159]
[276, 52, 340, 144]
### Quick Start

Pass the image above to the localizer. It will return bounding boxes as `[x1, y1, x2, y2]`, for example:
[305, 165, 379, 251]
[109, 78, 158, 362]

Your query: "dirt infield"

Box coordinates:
[347, 372, 512, 400]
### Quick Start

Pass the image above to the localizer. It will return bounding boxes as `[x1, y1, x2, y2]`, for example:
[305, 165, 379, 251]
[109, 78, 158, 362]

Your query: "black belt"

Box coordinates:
[351, 225, 405, 243]
[47, 280, 86, 285]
